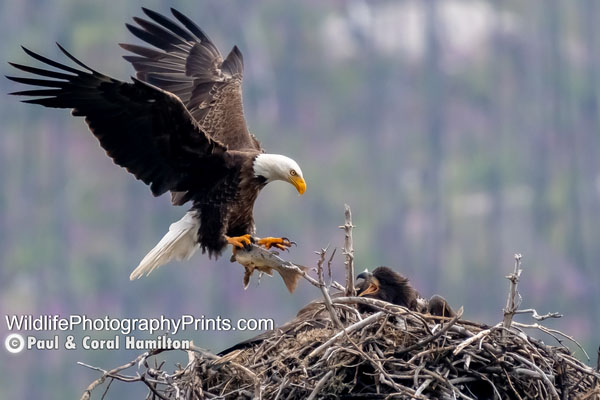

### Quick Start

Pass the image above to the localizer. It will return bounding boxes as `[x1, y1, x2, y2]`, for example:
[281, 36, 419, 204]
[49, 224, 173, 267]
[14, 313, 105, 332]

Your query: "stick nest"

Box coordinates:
[79, 210, 599, 399]
[120, 297, 599, 400]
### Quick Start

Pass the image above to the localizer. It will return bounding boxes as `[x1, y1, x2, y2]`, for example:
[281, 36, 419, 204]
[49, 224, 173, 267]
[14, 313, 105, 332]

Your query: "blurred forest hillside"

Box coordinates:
[1, 0, 600, 399]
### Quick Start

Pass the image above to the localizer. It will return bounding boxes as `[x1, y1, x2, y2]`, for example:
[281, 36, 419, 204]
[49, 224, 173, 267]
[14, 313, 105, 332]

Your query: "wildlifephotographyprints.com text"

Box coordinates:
[3, 314, 274, 353]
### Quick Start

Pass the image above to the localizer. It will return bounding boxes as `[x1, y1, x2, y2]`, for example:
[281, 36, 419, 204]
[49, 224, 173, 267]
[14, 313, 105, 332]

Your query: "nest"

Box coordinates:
[97, 296, 599, 400]
[78, 211, 599, 399]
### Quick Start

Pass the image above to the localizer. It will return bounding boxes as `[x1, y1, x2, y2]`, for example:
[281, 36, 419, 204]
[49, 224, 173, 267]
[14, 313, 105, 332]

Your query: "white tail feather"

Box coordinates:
[129, 212, 200, 280]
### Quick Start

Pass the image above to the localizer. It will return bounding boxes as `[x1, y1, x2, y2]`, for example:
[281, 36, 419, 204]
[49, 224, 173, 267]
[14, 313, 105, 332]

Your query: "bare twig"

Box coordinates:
[327, 248, 336, 287]
[315, 247, 343, 329]
[453, 323, 501, 356]
[511, 353, 560, 400]
[503, 253, 523, 332]
[308, 312, 384, 358]
[414, 378, 432, 397]
[514, 309, 562, 321]
[396, 307, 463, 355]
[100, 378, 113, 400]
[306, 371, 333, 400]
[139, 375, 170, 400]
[78, 351, 157, 400]
[513, 322, 591, 360]
[340, 204, 355, 296]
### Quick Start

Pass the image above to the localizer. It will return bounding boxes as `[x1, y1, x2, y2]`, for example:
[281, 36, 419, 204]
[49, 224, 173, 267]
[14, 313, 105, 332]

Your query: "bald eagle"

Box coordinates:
[7, 8, 306, 279]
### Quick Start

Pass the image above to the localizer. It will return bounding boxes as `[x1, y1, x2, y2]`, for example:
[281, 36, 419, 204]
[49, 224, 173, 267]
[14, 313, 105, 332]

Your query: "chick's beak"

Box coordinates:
[290, 175, 306, 195]
[359, 277, 380, 297]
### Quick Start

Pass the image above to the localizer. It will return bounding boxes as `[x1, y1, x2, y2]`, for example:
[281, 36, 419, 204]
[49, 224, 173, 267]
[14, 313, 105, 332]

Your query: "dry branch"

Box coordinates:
[315, 246, 343, 329]
[340, 204, 355, 296]
[503, 253, 523, 331]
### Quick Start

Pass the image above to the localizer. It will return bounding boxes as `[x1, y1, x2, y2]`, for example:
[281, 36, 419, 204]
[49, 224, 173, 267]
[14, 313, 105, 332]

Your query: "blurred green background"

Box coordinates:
[1, 0, 599, 398]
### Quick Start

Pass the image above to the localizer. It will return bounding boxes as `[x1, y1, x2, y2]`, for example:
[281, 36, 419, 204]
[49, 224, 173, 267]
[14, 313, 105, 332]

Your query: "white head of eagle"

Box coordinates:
[253, 154, 306, 195]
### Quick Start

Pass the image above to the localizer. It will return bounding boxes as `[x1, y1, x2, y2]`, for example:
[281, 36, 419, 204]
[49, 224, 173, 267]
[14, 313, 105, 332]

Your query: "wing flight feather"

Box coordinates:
[121, 8, 261, 151]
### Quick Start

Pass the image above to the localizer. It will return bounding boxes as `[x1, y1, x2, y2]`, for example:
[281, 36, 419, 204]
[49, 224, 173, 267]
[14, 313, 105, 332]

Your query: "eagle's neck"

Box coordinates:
[253, 154, 294, 183]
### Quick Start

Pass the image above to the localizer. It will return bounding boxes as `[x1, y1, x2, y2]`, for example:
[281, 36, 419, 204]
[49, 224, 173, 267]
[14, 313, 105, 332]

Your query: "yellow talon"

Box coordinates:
[226, 234, 253, 249]
[257, 237, 295, 251]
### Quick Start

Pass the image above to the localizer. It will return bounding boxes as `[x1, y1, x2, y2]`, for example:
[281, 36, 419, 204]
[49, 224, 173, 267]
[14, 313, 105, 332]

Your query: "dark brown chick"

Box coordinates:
[356, 266, 418, 311]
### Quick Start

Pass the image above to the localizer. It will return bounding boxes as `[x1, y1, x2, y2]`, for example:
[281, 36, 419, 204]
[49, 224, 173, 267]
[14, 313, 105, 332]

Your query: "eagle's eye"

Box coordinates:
[290, 169, 297, 176]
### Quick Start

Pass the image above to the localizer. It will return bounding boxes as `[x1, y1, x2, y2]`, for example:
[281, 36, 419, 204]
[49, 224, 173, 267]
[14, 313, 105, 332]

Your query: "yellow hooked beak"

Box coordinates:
[290, 175, 306, 195]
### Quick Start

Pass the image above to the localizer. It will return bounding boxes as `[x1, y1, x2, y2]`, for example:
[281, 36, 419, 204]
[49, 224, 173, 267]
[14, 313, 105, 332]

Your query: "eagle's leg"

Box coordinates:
[226, 234, 253, 250]
[256, 237, 295, 251]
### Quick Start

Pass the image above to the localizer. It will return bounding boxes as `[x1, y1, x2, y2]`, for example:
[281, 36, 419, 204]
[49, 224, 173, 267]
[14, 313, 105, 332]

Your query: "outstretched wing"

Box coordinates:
[120, 7, 261, 151]
[7, 44, 230, 197]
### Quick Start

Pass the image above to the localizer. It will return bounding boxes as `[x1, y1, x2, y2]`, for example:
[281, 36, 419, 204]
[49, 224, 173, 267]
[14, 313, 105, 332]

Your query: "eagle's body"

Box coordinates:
[7, 8, 306, 279]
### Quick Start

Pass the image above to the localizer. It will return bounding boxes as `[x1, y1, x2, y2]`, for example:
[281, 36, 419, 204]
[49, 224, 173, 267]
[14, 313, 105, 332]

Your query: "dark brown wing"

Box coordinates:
[120, 7, 261, 151]
[7, 44, 230, 197]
